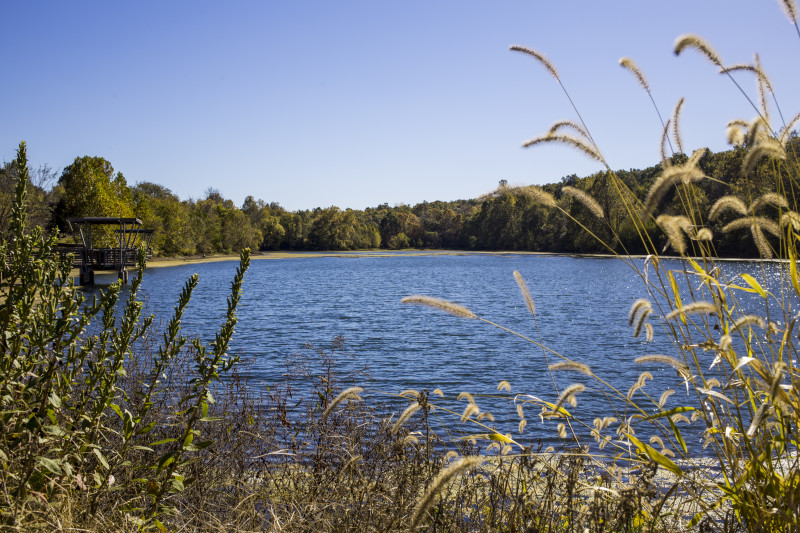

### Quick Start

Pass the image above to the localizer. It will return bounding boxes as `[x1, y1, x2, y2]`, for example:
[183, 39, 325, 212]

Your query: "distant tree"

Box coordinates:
[53, 156, 135, 230]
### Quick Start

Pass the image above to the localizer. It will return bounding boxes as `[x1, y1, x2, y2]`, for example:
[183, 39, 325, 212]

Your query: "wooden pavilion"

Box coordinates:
[61, 217, 154, 285]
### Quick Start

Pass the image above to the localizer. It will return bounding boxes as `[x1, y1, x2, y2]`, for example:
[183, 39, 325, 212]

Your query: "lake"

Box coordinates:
[106, 252, 783, 450]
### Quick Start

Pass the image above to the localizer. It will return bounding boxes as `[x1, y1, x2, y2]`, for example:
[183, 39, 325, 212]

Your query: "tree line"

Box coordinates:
[0, 137, 797, 257]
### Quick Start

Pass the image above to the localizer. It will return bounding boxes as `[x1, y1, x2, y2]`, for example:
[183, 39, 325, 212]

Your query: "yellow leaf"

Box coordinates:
[739, 273, 767, 298]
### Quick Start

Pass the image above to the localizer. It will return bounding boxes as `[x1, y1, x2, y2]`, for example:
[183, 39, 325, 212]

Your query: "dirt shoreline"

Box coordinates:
[66, 249, 769, 278]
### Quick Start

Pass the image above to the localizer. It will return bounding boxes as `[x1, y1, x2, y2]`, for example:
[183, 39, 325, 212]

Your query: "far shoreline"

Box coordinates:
[67, 249, 771, 279]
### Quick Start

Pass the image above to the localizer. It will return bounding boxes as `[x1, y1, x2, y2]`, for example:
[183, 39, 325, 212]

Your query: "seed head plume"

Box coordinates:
[781, 211, 800, 230]
[693, 227, 713, 241]
[671, 98, 685, 154]
[657, 214, 692, 254]
[411, 457, 484, 529]
[635, 354, 691, 379]
[727, 124, 746, 146]
[709, 196, 748, 220]
[401, 295, 477, 319]
[322, 387, 364, 420]
[513, 270, 536, 316]
[743, 137, 787, 175]
[547, 120, 590, 141]
[645, 323, 654, 342]
[562, 186, 604, 219]
[555, 383, 586, 411]
[780, 0, 799, 23]
[549, 360, 594, 377]
[660, 120, 672, 164]
[642, 162, 707, 217]
[522, 134, 606, 166]
[731, 314, 767, 332]
[628, 298, 652, 326]
[754, 55, 771, 124]
[497, 380, 511, 392]
[619, 57, 650, 91]
[629, 298, 653, 338]
[665, 301, 717, 321]
[751, 192, 789, 212]
[510, 45, 560, 80]
[779, 111, 800, 145]
[517, 185, 557, 208]
[674, 34, 723, 66]
[659, 389, 675, 407]
[392, 402, 421, 434]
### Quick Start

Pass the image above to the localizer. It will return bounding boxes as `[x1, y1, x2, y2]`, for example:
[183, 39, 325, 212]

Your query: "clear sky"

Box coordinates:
[2, 1, 799, 211]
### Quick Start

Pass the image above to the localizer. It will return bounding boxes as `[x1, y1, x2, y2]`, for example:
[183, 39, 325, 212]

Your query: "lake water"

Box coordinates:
[105, 252, 784, 450]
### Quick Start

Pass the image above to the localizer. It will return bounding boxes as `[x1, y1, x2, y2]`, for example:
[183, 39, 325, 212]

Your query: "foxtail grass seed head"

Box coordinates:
[399, 389, 419, 399]
[743, 138, 787, 176]
[549, 360, 593, 377]
[710, 196, 748, 220]
[411, 456, 484, 529]
[780, 0, 799, 23]
[516, 403, 524, 419]
[523, 134, 606, 166]
[401, 295, 477, 319]
[628, 298, 652, 326]
[548, 120, 590, 140]
[660, 120, 672, 163]
[657, 214, 691, 254]
[694, 228, 713, 241]
[457, 391, 475, 404]
[732, 314, 767, 332]
[632, 309, 652, 338]
[322, 387, 364, 420]
[518, 185, 557, 208]
[642, 165, 706, 217]
[460, 403, 480, 422]
[665, 301, 717, 321]
[433, 388, 444, 397]
[557, 423, 567, 439]
[671, 97, 685, 154]
[635, 355, 691, 378]
[477, 412, 495, 422]
[562, 186, 604, 219]
[513, 270, 536, 316]
[392, 402, 421, 434]
[727, 124, 746, 146]
[674, 34, 723, 66]
[659, 389, 675, 407]
[509, 45, 560, 80]
[619, 57, 650, 91]
[555, 383, 586, 411]
[518, 419, 527, 433]
[780, 211, 800, 230]
[752, 192, 789, 212]
[497, 380, 511, 392]
[780, 111, 800, 145]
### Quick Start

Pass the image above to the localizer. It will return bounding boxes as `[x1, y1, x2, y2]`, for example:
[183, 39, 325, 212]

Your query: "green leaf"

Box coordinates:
[739, 273, 768, 298]
[92, 448, 109, 469]
[668, 417, 688, 454]
[136, 421, 157, 435]
[48, 392, 62, 409]
[37, 456, 62, 474]
[109, 403, 123, 419]
[150, 438, 177, 446]
[641, 405, 696, 421]
[198, 416, 222, 423]
[626, 433, 683, 478]
[154, 519, 167, 532]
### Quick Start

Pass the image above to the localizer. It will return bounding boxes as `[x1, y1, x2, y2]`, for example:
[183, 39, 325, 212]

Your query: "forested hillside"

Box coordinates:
[1, 138, 796, 257]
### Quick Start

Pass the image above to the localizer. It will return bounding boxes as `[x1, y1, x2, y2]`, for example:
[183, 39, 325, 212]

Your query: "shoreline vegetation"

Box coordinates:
[5, 3, 800, 531]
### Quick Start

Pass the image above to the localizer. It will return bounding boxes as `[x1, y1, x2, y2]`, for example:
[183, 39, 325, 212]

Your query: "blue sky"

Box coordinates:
[2, 1, 799, 211]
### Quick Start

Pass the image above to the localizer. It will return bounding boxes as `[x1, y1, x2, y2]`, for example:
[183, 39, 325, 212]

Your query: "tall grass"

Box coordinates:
[400, 4, 800, 531]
